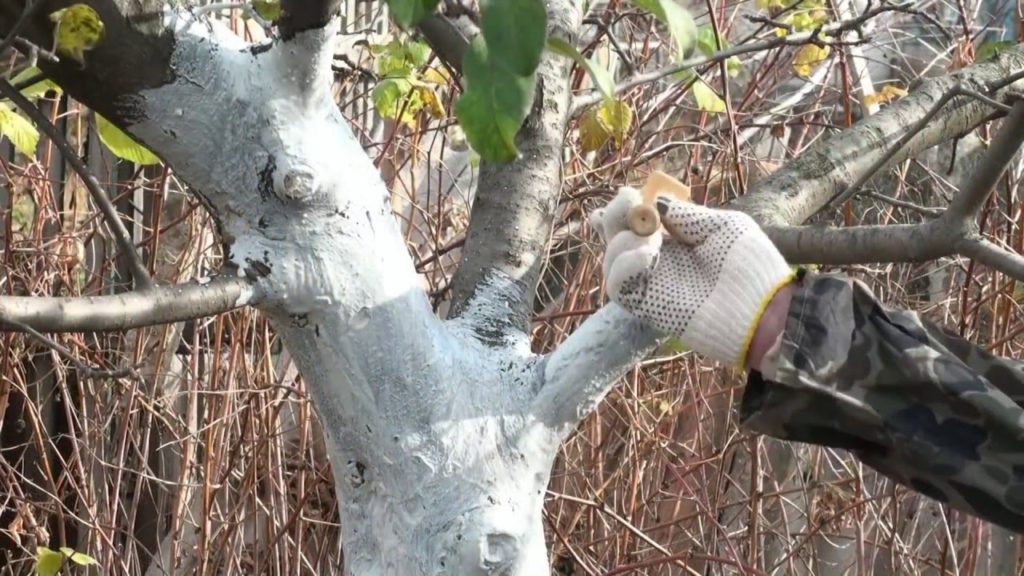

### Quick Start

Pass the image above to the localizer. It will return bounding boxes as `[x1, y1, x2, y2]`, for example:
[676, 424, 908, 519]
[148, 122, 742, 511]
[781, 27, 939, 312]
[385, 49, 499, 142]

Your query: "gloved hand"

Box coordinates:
[589, 187, 794, 368]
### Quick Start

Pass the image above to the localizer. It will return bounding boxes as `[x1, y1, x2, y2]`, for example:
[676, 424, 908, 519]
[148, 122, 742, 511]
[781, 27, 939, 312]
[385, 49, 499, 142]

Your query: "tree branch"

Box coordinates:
[417, 13, 470, 75]
[444, 0, 579, 336]
[946, 100, 1024, 223]
[0, 78, 154, 290]
[0, 276, 260, 333]
[0, 0, 174, 125]
[730, 44, 1024, 226]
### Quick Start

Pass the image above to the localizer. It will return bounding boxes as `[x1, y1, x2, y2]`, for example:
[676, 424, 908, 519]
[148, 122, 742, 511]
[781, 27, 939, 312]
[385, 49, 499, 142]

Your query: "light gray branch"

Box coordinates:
[730, 44, 1024, 226]
[0, 276, 260, 333]
[946, 101, 1024, 223]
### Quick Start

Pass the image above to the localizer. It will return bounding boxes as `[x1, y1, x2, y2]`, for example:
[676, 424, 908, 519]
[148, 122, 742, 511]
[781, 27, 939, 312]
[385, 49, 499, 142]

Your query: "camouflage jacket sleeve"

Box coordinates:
[740, 270, 1024, 533]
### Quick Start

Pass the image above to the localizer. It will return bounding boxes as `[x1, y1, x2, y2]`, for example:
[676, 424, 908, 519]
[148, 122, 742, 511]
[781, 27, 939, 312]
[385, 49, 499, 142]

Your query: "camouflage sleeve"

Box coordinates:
[740, 270, 1024, 533]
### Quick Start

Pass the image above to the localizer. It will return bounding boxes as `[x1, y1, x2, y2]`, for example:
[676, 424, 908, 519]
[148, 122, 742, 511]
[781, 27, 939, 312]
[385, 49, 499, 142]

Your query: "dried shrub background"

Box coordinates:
[1, 0, 1022, 574]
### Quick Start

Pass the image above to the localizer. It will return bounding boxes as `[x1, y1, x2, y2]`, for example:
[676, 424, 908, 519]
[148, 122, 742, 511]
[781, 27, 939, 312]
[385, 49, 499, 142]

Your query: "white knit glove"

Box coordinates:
[590, 187, 794, 368]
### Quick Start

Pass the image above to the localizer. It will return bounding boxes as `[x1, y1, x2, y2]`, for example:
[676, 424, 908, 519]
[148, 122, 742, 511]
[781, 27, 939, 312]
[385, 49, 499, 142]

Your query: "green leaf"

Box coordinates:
[596, 99, 632, 148]
[480, 0, 547, 77]
[96, 114, 161, 165]
[49, 4, 105, 65]
[405, 41, 432, 67]
[385, 0, 440, 28]
[251, 0, 281, 20]
[34, 548, 63, 576]
[632, 0, 697, 60]
[726, 55, 742, 77]
[976, 40, 1014, 61]
[58, 548, 97, 567]
[372, 78, 430, 124]
[0, 102, 39, 157]
[455, 37, 537, 162]
[9, 67, 62, 99]
[579, 107, 610, 152]
[692, 78, 725, 113]
[546, 37, 615, 101]
[696, 25, 720, 56]
[657, 337, 689, 355]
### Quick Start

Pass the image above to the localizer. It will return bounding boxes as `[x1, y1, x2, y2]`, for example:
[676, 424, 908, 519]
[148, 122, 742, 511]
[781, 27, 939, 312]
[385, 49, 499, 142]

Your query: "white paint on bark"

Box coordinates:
[118, 9, 650, 575]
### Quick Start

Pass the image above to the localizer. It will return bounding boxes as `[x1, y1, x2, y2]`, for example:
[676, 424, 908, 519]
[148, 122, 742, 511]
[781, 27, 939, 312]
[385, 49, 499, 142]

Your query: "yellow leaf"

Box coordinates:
[579, 108, 611, 152]
[596, 99, 632, 148]
[49, 4, 105, 65]
[96, 115, 161, 165]
[35, 547, 63, 576]
[422, 67, 450, 85]
[793, 43, 830, 77]
[0, 102, 39, 157]
[692, 79, 726, 113]
[58, 547, 97, 567]
[414, 86, 445, 119]
[863, 84, 908, 107]
[10, 67, 62, 99]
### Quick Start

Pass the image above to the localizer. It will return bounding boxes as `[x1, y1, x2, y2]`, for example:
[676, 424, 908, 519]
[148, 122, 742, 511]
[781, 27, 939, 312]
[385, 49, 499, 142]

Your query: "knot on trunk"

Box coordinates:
[276, 165, 318, 201]
[480, 532, 518, 570]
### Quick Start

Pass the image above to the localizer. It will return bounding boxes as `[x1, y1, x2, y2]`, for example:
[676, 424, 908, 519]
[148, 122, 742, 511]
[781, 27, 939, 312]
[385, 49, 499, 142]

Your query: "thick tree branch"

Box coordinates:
[0, 0, 174, 125]
[946, 101, 1024, 223]
[0, 78, 154, 290]
[0, 276, 260, 333]
[730, 44, 1024, 226]
[444, 0, 579, 336]
[279, 0, 342, 39]
[417, 13, 470, 74]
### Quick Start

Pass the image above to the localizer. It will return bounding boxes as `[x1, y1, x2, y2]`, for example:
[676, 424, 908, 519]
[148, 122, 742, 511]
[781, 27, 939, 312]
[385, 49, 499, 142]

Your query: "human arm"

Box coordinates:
[591, 190, 1024, 533]
[739, 270, 1024, 533]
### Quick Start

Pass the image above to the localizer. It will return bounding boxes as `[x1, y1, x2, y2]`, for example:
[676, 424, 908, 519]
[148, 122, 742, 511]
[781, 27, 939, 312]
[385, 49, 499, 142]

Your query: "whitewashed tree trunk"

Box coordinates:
[4, 0, 1024, 574]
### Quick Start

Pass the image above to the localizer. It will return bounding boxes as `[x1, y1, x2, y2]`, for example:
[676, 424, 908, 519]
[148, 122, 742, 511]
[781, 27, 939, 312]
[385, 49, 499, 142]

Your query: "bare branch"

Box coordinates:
[571, 2, 909, 113]
[823, 85, 1013, 212]
[957, 238, 1024, 280]
[0, 78, 154, 290]
[945, 101, 1024, 223]
[2, 316, 137, 379]
[0, 276, 260, 333]
[764, 222, 953, 265]
[445, 0, 578, 336]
